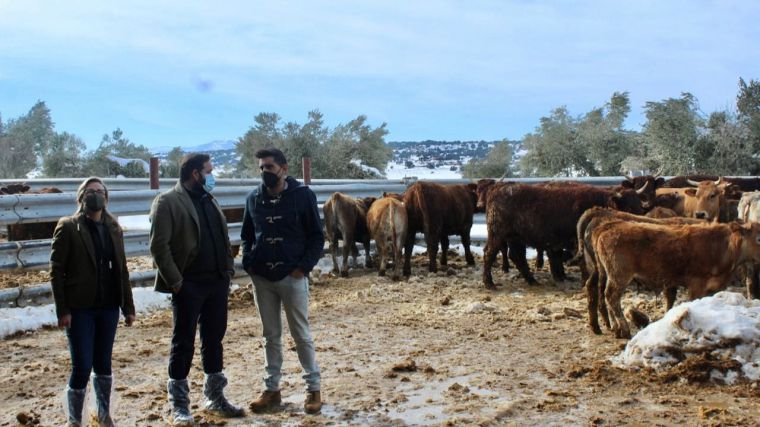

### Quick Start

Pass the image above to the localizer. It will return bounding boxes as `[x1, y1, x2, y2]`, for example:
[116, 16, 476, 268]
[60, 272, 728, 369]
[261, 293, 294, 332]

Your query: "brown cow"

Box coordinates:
[3, 186, 64, 241]
[644, 206, 679, 218]
[478, 182, 645, 288]
[366, 197, 408, 280]
[655, 178, 731, 220]
[593, 221, 760, 338]
[574, 207, 703, 334]
[323, 192, 376, 277]
[619, 175, 665, 210]
[401, 181, 478, 276]
[664, 175, 760, 192]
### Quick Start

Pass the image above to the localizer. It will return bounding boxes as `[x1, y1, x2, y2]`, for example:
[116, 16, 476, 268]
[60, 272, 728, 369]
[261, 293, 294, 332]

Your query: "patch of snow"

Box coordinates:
[106, 155, 150, 172]
[0, 288, 171, 339]
[613, 291, 760, 381]
[118, 214, 150, 231]
[350, 159, 385, 177]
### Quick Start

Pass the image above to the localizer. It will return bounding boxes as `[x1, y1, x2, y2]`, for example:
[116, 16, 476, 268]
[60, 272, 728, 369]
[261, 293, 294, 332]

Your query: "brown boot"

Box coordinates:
[249, 390, 282, 413]
[304, 391, 322, 414]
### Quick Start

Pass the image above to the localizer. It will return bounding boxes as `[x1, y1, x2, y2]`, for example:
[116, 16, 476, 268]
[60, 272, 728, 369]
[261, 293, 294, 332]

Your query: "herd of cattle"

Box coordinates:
[323, 175, 760, 339]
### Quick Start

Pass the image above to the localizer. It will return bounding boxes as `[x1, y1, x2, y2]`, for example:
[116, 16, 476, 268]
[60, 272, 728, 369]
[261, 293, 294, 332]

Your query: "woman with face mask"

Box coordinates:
[50, 177, 136, 427]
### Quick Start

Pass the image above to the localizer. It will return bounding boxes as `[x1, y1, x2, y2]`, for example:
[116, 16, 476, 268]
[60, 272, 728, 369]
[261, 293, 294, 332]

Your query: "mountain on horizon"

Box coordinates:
[153, 139, 237, 154]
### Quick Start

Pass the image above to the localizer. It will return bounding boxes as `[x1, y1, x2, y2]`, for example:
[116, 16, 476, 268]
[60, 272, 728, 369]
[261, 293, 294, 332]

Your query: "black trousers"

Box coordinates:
[168, 276, 229, 380]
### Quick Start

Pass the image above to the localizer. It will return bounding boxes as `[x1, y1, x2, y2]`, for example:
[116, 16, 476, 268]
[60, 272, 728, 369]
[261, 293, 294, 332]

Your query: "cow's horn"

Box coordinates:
[714, 177, 723, 185]
[498, 170, 508, 182]
[635, 180, 649, 194]
[686, 179, 700, 187]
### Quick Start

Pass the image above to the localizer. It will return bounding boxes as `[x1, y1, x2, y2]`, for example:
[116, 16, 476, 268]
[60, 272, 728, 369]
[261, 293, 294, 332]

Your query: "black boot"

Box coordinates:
[203, 373, 244, 418]
[167, 379, 194, 426]
[92, 374, 115, 427]
[66, 386, 86, 427]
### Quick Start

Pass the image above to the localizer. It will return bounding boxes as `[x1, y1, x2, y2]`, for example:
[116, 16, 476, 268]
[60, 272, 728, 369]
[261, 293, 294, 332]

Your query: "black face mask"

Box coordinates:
[262, 171, 280, 189]
[84, 193, 106, 211]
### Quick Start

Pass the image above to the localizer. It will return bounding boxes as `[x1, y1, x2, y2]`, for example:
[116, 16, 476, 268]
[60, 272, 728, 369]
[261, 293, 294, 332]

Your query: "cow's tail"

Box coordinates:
[570, 213, 589, 265]
[412, 187, 431, 237]
[389, 201, 398, 253]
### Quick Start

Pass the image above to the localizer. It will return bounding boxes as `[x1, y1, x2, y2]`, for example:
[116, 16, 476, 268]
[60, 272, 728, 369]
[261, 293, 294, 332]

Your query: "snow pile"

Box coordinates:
[613, 292, 760, 382]
[105, 155, 150, 172]
[0, 288, 171, 339]
[350, 159, 385, 177]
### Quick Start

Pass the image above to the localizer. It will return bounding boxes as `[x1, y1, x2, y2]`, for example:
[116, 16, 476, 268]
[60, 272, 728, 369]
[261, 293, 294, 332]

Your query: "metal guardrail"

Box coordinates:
[0, 183, 411, 226]
[0, 223, 243, 270]
[0, 214, 488, 271]
[0, 177, 414, 192]
[1, 176, 631, 192]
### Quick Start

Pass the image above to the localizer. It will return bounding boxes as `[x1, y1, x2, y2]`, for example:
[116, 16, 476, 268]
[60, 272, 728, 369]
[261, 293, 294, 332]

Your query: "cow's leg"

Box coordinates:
[328, 235, 340, 274]
[403, 235, 414, 277]
[605, 278, 630, 339]
[350, 242, 359, 268]
[363, 239, 373, 268]
[340, 232, 353, 277]
[378, 242, 387, 277]
[500, 246, 510, 272]
[461, 231, 475, 266]
[392, 238, 403, 281]
[482, 239, 500, 289]
[547, 248, 566, 282]
[426, 231, 439, 273]
[746, 264, 760, 300]
[665, 287, 678, 310]
[508, 241, 536, 285]
[585, 268, 602, 335]
[597, 266, 611, 330]
[535, 248, 545, 269]
[440, 235, 449, 266]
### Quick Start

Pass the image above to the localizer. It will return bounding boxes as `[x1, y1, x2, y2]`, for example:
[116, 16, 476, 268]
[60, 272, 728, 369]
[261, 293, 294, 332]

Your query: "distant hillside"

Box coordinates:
[153, 139, 516, 177]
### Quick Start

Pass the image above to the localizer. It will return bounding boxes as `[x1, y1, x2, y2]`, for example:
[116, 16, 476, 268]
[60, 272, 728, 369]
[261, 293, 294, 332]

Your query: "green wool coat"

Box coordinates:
[149, 182, 233, 293]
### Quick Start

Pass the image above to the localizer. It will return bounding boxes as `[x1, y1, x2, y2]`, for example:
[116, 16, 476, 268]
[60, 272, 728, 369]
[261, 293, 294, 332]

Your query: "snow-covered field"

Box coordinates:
[385, 161, 462, 180]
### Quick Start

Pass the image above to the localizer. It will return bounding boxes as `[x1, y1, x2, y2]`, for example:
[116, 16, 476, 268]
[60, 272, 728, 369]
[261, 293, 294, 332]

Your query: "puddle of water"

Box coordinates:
[385, 374, 507, 425]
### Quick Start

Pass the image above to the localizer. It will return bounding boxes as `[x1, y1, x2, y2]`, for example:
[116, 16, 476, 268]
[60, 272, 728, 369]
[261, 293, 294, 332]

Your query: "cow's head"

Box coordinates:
[608, 188, 645, 215]
[475, 179, 497, 212]
[620, 175, 665, 210]
[361, 196, 377, 212]
[684, 178, 725, 221]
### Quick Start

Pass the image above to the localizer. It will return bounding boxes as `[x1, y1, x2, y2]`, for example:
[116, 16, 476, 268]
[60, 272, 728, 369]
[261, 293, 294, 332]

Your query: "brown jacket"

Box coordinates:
[149, 182, 233, 293]
[50, 213, 135, 318]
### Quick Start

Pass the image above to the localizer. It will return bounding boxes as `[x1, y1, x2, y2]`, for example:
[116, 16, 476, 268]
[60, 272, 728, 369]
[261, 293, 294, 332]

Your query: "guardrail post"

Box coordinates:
[303, 157, 312, 185]
[150, 157, 160, 189]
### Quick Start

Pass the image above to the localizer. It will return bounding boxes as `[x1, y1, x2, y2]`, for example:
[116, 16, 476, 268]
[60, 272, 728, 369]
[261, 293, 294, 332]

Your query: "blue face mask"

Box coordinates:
[202, 172, 215, 193]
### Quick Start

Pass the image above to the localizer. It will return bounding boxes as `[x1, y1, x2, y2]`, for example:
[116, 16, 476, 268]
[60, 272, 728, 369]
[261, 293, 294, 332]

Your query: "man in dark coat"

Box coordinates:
[242, 148, 325, 415]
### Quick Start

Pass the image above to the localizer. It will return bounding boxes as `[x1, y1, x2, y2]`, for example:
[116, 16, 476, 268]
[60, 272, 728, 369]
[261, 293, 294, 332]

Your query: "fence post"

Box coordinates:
[149, 157, 160, 189]
[302, 157, 312, 185]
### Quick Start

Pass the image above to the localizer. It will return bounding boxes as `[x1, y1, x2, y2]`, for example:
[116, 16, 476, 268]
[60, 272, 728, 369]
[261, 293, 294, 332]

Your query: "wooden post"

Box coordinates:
[302, 157, 312, 185]
[149, 157, 160, 189]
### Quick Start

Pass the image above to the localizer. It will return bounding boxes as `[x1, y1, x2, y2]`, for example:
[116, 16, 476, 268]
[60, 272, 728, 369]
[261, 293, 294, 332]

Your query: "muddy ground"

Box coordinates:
[2, 253, 760, 426]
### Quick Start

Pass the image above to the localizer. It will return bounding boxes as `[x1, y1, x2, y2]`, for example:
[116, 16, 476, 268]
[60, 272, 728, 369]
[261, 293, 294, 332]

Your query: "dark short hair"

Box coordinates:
[180, 153, 210, 181]
[255, 148, 287, 166]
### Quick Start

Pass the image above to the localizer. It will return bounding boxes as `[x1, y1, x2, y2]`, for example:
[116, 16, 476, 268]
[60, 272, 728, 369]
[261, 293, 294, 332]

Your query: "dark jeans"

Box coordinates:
[66, 307, 120, 389]
[168, 277, 229, 380]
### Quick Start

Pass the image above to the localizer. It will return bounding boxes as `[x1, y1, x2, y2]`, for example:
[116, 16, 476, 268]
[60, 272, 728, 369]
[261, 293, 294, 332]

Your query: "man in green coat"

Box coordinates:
[149, 153, 244, 426]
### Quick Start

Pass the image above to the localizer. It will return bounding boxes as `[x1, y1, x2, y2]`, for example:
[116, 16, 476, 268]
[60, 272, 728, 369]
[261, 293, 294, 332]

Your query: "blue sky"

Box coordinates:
[1, 0, 758, 150]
